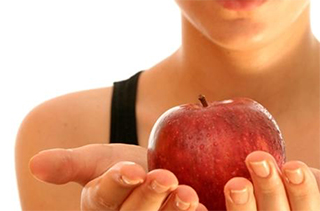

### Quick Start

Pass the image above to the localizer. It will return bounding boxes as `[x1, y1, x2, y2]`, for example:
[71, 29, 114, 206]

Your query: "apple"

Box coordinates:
[147, 95, 286, 211]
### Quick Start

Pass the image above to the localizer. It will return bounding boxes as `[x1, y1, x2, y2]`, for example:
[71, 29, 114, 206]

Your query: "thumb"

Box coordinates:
[29, 143, 147, 186]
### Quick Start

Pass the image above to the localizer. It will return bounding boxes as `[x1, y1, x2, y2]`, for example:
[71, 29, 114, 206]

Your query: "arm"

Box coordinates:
[15, 104, 83, 210]
[15, 87, 113, 210]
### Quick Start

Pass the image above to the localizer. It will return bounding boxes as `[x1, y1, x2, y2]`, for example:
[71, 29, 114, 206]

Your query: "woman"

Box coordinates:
[16, 0, 320, 210]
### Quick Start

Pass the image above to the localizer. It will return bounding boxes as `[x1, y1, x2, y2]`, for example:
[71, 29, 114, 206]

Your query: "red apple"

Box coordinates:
[147, 96, 286, 211]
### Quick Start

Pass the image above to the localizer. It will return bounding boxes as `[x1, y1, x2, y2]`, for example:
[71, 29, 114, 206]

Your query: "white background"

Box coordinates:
[0, 0, 319, 210]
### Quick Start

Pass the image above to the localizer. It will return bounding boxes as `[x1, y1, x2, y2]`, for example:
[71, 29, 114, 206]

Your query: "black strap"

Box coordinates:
[110, 71, 144, 145]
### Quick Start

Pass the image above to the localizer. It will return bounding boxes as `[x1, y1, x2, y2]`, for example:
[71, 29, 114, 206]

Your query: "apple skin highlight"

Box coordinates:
[147, 97, 286, 211]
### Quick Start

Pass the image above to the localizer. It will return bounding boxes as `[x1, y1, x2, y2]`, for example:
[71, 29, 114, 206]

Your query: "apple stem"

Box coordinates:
[198, 94, 208, 107]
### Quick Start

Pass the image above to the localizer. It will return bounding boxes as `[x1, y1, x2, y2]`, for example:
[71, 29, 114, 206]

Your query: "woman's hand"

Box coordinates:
[29, 144, 208, 211]
[223, 151, 320, 211]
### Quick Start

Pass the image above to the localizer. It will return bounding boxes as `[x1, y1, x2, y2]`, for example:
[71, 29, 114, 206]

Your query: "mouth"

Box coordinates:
[217, 0, 267, 11]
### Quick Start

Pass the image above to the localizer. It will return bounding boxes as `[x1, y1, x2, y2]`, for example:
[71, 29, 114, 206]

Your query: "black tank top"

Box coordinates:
[110, 71, 144, 146]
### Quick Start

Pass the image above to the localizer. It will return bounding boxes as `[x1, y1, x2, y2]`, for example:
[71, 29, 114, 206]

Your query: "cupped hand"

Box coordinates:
[223, 151, 320, 211]
[29, 144, 208, 211]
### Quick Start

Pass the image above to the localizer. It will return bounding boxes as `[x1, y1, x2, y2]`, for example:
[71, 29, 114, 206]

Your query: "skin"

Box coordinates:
[16, 0, 320, 210]
[136, 0, 319, 168]
[29, 146, 320, 210]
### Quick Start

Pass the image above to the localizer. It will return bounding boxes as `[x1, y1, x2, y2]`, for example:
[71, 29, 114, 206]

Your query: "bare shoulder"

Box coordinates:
[15, 86, 113, 210]
[18, 86, 113, 148]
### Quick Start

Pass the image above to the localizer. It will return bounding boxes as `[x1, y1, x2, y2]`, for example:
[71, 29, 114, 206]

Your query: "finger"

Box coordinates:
[159, 185, 200, 211]
[29, 143, 147, 185]
[282, 161, 320, 211]
[120, 169, 179, 211]
[310, 167, 320, 192]
[245, 151, 290, 210]
[195, 203, 208, 211]
[81, 161, 146, 210]
[224, 177, 257, 211]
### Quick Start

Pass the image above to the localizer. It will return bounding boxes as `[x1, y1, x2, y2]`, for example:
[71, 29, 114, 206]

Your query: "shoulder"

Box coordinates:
[16, 86, 114, 151]
[15, 86, 114, 209]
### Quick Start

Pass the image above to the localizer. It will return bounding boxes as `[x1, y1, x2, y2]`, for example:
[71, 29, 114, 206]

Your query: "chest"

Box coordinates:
[277, 113, 320, 169]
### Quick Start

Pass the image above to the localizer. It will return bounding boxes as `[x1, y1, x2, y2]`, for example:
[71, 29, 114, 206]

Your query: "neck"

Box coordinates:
[169, 5, 319, 112]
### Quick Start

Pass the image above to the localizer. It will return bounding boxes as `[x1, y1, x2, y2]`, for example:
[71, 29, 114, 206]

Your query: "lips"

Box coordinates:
[217, 0, 267, 11]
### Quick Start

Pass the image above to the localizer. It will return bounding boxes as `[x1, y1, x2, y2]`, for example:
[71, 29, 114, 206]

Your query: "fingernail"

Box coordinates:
[175, 194, 191, 210]
[230, 187, 249, 205]
[249, 160, 270, 178]
[149, 180, 172, 193]
[115, 161, 144, 185]
[120, 161, 137, 166]
[120, 175, 144, 185]
[284, 168, 304, 185]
